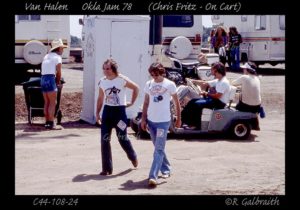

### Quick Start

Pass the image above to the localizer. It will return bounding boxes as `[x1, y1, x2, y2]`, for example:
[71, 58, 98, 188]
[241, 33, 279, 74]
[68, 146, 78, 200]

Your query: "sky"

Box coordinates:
[70, 15, 212, 38]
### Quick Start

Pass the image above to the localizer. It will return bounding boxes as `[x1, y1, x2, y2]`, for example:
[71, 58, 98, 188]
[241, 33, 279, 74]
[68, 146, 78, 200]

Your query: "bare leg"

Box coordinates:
[47, 92, 57, 121]
[42, 93, 50, 121]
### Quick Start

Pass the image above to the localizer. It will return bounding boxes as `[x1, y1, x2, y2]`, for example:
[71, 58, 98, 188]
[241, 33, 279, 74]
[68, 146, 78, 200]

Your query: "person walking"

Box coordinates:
[141, 62, 181, 188]
[41, 38, 67, 129]
[96, 58, 139, 176]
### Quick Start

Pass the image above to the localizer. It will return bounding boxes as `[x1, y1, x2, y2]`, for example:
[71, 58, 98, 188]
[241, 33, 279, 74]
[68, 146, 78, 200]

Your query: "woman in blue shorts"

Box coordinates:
[41, 39, 67, 129]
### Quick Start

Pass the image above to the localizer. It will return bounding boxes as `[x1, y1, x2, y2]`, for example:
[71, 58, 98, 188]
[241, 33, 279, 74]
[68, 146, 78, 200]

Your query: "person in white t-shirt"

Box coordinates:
[96, 59, 139, 176]
[231, 62, 261, 113]
[181, 62, 230, 129]
[141, 62, 181, 188]
[41, 39, 67, 129]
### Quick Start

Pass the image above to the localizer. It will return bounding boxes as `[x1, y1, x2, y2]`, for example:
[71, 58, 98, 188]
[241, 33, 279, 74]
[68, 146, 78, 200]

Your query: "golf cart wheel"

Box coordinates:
[231, 121, 251, 140]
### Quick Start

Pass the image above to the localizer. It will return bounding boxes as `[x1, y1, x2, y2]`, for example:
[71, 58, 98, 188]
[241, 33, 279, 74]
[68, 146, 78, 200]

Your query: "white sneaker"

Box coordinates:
[50, 122, 63, 130]
[161, 173, 170, 179]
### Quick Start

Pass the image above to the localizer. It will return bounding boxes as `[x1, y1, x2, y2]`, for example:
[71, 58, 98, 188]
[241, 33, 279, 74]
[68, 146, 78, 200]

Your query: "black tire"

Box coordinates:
[230, 121, 251, 140]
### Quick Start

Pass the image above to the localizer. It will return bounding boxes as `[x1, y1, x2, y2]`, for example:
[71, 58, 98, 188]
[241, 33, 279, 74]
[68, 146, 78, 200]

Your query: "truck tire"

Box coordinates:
[170, 36, 192, 59]
[230, 121, 251, 140]
[23, 40, 47, 65]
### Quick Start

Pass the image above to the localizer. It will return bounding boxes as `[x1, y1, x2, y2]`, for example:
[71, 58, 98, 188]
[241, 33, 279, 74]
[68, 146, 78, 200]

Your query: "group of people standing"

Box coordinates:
[209, 26, 243, 71]
[40, 38, 262, 189]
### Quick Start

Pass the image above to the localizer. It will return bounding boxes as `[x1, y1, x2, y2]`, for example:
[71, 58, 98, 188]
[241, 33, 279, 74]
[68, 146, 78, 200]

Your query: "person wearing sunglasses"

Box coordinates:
[141, 62, 181, 187]
[96, 58, 139, 176]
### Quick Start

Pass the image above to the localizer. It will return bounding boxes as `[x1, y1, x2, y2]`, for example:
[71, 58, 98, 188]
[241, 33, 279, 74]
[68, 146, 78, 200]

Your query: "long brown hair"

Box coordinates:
[103, 58, 119, 75]
[148, 62, 166, 76]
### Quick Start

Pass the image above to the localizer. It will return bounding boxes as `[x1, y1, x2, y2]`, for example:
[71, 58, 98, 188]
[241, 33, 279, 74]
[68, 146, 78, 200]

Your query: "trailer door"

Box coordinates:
[110, 21, 150, 118]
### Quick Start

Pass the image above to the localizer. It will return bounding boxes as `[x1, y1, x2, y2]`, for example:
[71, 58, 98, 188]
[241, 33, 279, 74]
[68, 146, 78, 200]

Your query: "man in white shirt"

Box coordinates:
[141, 62, 181, 188]
[231, 62, 261, 113]
[181, 62, 230, 129]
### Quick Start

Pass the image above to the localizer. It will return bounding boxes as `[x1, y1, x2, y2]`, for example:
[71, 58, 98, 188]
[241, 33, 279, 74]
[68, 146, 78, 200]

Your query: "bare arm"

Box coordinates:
[55, 63, 62, 86]
[124, 79, 139, 107]
[190, 79, 211, 92]
[96, 88, 104, 124]
[141, 94, 149, 131]
[171, 93, 182, 128]
[191, 79, 207, 87]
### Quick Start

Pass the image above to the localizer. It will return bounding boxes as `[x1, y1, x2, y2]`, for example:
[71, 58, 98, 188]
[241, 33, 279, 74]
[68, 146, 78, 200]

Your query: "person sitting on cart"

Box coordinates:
[231, 62, 262, 113]
[181, 62, 231, 130]
[41, 39, 67, 129]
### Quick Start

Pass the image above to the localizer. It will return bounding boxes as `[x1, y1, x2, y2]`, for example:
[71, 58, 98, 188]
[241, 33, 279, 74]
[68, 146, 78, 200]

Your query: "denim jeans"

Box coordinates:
[182, 97, 226, 128]
[230, 47, 240, 71]
[101, 105, 137, 173]
[41, 74, 57, 92]
[147, 120, 171, 180]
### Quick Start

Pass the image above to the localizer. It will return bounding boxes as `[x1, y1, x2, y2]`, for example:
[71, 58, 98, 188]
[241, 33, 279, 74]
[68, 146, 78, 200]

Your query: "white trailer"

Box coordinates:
[161, 15, 203, 64]
[81, 15, 203, 64]
[80, 15, 151, 124]
[79, 15, 203, 124]
[211, 15, 285, 66]
[15, 15, 70, 83]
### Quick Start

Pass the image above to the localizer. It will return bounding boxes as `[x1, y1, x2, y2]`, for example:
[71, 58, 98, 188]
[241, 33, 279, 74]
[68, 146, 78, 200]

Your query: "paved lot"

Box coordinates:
[15, 65, 285, 195]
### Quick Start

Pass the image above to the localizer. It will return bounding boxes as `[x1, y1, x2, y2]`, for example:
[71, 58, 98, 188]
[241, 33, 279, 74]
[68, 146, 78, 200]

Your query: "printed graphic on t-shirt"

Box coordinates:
[150, 85, 167, 103]
[105, 86, 121, 105]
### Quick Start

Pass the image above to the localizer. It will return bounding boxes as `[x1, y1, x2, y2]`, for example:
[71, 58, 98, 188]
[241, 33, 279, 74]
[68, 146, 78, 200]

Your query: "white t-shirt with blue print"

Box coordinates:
[144, 78, 177, 122]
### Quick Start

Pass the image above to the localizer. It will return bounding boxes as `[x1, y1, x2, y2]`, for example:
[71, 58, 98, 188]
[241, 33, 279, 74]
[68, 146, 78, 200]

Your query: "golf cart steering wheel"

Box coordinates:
[186, 78, 202, 96]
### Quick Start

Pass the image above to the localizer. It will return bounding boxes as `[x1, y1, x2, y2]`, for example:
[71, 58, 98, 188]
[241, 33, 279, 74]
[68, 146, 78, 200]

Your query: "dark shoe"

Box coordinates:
[45, 121, 50, 129]
[148, 179, 157, 188]
[48, 121, 63, 130]
[99, 171, 112, 176]
[131, 159, 138, 168]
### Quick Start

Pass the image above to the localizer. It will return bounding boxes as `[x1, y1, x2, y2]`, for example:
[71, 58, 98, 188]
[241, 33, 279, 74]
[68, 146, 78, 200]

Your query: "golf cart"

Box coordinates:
[130, 78, 260, 140]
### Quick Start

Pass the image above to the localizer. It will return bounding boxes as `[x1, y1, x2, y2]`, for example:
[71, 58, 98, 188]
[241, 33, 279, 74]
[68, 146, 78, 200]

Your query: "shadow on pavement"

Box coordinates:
[72, 169, 134, 182]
